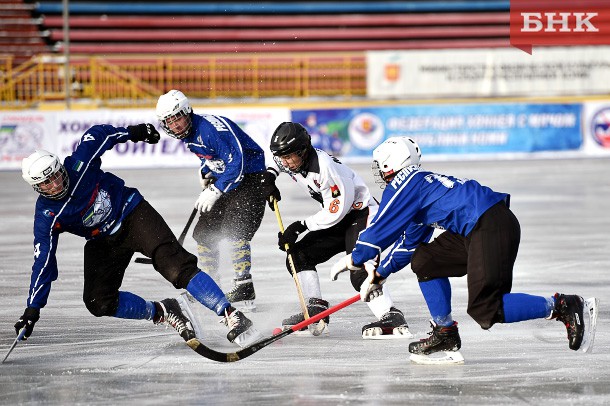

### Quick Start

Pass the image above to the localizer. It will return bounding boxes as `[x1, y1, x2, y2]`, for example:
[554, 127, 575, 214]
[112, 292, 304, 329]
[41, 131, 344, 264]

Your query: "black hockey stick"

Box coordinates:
[185, 294, 360, 362]
[134, 207, 198, 264]
[1, 328, 26, 364]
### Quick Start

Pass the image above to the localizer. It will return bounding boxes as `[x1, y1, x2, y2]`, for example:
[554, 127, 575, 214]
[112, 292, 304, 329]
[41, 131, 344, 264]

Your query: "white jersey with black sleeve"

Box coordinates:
[274, 148, 376, 231]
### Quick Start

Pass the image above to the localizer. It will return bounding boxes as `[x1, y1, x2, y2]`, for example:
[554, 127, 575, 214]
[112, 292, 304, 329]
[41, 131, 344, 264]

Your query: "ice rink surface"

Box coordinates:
[1, 157, 609, 405]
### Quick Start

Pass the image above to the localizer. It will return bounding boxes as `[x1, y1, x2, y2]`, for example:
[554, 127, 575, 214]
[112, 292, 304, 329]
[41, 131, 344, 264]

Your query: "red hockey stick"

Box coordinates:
[186, 294, 360, 362]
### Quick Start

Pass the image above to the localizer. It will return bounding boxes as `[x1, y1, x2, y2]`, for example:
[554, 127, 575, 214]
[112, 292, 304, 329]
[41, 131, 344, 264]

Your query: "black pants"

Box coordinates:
[410, 201, 521, 329]
[289, 208, 371, 291]
[193, 172, 267, 245]
[82, 200, 199, 317]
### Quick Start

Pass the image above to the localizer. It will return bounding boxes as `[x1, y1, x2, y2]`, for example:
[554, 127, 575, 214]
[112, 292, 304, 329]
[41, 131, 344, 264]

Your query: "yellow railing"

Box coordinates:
[0, 53, 366, 109]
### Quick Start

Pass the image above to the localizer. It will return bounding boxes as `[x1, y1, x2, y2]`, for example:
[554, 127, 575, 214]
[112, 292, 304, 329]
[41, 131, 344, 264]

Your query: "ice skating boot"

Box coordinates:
[362, 307, 413, 340]
[408, 321, 464, 365]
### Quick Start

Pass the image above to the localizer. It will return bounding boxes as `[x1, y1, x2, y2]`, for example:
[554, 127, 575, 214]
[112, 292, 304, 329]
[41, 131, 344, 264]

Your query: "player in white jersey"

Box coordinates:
[268, 122, 412, 339]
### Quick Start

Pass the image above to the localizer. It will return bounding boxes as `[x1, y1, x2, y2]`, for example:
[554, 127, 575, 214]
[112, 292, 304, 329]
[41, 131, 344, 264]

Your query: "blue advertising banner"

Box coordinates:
[292, 102, 582, 158]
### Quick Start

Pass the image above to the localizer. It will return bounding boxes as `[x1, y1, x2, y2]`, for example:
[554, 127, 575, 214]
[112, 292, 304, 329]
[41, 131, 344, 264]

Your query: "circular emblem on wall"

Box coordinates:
[348, 113, 384, 150]
[591, 107, 610, 148]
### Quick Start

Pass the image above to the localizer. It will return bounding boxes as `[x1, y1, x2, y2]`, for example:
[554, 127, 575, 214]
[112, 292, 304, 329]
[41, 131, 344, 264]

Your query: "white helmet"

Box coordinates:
[22, 150, 70, 199]
[372, 137, 421, 186]
[156, 89, 193, 139]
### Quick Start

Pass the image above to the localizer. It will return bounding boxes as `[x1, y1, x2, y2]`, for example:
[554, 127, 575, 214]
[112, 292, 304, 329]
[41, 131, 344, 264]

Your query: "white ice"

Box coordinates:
[1, 158, 609, 405]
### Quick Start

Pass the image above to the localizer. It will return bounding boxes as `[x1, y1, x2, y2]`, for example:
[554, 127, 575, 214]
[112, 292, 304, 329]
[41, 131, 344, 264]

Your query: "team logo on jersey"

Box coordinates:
[330, 184, 341, 198]
[204, 158, 226, 173]
[82, 188, 112, 228]
[42, 209, 55, 217]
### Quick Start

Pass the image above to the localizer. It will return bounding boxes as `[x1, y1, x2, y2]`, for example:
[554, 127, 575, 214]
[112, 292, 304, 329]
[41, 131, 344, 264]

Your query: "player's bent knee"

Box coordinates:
[84, 296, 117, 317]
[285, 249, 313, 275]
[410, 249, 437, 280]
[467, 307, 503, 330]
[153, 242, 199, 289]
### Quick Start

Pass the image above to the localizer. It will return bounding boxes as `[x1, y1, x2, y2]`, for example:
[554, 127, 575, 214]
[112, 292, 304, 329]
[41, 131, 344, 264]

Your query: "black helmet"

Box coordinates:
[270, 122, 311, 157]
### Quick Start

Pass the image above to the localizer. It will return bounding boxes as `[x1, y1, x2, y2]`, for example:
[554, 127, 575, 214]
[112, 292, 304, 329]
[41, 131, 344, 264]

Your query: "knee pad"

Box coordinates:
[153, 242, 199, 289]
[84, 293, 118, 317]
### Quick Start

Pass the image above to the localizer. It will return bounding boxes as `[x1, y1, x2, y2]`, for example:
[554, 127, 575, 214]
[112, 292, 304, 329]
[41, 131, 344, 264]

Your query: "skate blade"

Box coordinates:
[231, 300, 257, 313]
[409, 351, 465, 365]
[233, 326, 265, 348]
[282, 323, 329, 337]
[176, 292, 204, 339]
[579, 297, 599, 353]
[362, 326, 414, 340]
[309, 320, 328, 336]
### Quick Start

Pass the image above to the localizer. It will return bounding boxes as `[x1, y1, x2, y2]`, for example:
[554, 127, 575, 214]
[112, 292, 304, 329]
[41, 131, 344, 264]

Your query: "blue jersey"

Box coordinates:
[183, 114, 266, 193]
[351, 165, 508, 278]
[28, 125, 143, 309]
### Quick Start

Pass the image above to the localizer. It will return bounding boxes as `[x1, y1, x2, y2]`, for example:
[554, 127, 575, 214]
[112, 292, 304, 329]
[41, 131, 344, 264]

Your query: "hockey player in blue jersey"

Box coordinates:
[156, 90, 280, 312]
[332, 136, 598, 364]
[16, 123, 262, 349]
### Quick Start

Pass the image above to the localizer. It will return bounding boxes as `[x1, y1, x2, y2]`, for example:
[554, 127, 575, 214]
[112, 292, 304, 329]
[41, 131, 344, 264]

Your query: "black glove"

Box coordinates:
[128, 123, 160, 144]
[14, 307, 40, 340]
[262, 170, 281, 210]
[278, 221, 307, 251]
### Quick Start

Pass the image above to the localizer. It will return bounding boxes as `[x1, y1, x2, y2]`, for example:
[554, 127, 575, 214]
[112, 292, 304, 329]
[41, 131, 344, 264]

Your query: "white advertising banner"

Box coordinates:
[0, 107, 290, 170]
[582, 100, 610, 157]
[367, 46, 610, 99]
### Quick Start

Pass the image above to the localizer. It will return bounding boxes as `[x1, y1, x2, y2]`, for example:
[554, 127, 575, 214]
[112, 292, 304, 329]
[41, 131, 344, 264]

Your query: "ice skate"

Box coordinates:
[281, 298, 329, 336]
[408, 321, 464, 365]
[176, 292, 204, 339]
[549, 293, 599, 352]
[362, 307, 414, 340]
[153, 298, 197, 342]
[580, 297, 600, 352]
[221, 307, 264, 348]
[225, 274, 256, 312]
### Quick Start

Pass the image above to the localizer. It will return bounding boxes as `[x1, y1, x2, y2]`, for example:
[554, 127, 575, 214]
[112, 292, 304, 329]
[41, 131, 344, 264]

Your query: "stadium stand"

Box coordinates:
[2, 1, 512, 106]
[33, 1, 511, 55]
[0, 0, 50, 65]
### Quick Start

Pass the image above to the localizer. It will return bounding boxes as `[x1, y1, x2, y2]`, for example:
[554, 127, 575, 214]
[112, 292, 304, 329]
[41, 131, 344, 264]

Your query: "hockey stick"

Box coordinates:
[273, 199, 326, 337]
[186, 294, 359, 362]
[1, 328, 26, 364]
[134, 207, 198, 264]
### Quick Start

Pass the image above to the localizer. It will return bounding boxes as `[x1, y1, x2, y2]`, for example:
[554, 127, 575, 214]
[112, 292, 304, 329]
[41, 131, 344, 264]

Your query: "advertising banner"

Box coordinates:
[292, 102, 582, 160]
[0, 107, 290, 170]
[367, 47, 610, 99]
[582, 100, 610, 157]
